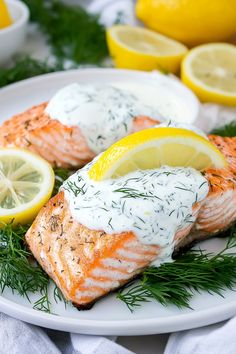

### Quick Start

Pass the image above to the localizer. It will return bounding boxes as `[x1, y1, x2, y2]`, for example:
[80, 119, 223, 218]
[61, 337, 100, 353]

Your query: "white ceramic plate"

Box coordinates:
[0, 69, 235, 336]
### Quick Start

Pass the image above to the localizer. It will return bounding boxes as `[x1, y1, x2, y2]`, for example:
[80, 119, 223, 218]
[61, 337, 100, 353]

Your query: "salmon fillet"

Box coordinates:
[25, 191, 200, 309]
[25, 135, 236, 308]
[176, 135, 236, 249]
[0, 103, 158, 168]
[196, 136, 236, 233]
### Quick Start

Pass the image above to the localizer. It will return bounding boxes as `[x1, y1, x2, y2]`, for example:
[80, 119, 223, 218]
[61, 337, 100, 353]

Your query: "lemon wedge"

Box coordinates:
[106, 25, 188, 73]
[0, 148, 54, 226]
[0, 0, 12, 29]
[181, 43, 236, 106]
[88, 128, 227, 181]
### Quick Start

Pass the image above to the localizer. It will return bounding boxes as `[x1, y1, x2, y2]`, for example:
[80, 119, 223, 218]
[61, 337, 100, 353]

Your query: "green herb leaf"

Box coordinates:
[211, 121, 236, 137]
[53, 168, 74, 196]
[0, 223, 50, 312]
[22, 0, 108, 64]
[117, 224, 236, 311]
[0, 57, 61, 89]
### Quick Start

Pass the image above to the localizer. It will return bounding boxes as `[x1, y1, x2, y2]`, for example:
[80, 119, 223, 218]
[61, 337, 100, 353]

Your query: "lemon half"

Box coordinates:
[106, 25, 188, 73]
[136, 0, 236, 46]
[0, 0, 12, 29]
[181, 43, 236, 106]
[89, 128, 227, 181]
[0, 148, 54, 226]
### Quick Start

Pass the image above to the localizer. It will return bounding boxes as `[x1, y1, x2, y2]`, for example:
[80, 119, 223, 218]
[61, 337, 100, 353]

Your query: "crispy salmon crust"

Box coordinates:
[0, 103, 158, 168]
[25, 135, 236, 308]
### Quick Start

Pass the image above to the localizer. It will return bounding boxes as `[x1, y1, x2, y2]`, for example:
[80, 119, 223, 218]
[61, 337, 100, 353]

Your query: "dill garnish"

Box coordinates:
[113, 187, 157, 199]
[53, 168, 73, 196]
[63, 180, 85, 197]
[0, 223, 51, 312]
[211, 121, 236, 137]
[117, 225, 236, 311]
[0, 57, 61, 89]
[22, 0, 108, 65]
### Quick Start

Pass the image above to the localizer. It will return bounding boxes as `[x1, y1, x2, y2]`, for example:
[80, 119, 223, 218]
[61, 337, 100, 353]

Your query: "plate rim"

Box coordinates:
[0, 292, 235, 335]
[0, 68, 234, 335]
[0, 67, 200, 123]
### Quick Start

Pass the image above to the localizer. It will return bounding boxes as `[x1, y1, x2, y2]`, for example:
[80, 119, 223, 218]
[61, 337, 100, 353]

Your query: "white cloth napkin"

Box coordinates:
[164, 317, 236, 354]
[0, 313, 134, 354]
[1, 1, 236, 354]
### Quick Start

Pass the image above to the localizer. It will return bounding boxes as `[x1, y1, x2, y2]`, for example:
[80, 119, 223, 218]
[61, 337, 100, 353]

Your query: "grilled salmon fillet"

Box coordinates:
[0, 103, 158, 168]
[25, 135, 236, 309]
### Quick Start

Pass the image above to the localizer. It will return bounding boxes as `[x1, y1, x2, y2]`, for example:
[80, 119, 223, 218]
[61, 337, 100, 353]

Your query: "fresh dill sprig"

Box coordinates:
[53, 168, 73, 196]
[211, 121, 236, 137]
[22, 0, 108, 65]
[117, 224, 236, 311]
[0, 57, 61, 89]
[113, 187, 156, 199]
[63, 180, 85, 197]
[0, 223, 51, 312]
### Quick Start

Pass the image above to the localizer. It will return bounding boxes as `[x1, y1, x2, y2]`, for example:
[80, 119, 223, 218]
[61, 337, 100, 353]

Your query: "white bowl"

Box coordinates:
[0, 0, 29, 64]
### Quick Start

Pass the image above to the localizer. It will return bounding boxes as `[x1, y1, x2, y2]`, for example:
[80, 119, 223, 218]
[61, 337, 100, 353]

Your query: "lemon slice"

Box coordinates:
[106, 25, 188, 73]
[0, 0, 12, 29]
[181, 43, 236, 106]
[0, 148, 54, 226]
[88, 128, 227, 181]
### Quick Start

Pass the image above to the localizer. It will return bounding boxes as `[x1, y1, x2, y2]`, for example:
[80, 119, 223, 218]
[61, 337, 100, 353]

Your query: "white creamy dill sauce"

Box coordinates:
[62, 165, 209, 266]
[111, 81, 192, 123]
[154, 120, 208, 139]
[45, 83, 162, 154]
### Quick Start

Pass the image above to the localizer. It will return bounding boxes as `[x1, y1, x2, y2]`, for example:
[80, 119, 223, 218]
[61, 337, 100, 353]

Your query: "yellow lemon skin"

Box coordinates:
[89, 127, 227, 181]
[136, 0, 236, 46]
[181, 43, 236, 106]
[106, 25, 188, 73]
[0, 0, 12, 29]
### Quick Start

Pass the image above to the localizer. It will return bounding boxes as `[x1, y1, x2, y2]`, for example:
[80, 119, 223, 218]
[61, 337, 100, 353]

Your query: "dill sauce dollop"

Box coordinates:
[62, 165, 209, 266]
[45, 83, 161, 154]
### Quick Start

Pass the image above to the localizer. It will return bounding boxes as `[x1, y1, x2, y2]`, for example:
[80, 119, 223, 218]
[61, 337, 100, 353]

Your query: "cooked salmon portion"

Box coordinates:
[195, 135, 236, 233]
[176, 135, 236, 249]
[25, 191, 199, 309]
[25, 134, 236, 308]
[0, 103, 158, 168]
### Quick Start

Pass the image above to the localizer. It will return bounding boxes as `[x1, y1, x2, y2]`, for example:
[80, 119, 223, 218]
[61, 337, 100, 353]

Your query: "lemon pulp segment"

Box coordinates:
[181, 43, 236, 105]
[0, 148, 54, 225]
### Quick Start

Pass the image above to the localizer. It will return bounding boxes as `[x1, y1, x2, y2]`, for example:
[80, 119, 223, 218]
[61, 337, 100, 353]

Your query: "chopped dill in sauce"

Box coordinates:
[62, 164, 209, 266]
[46, 83, 163, 154]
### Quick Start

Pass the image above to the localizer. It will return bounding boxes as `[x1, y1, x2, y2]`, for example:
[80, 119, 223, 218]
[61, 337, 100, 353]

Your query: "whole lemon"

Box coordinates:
[136, 0, 236, 46]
